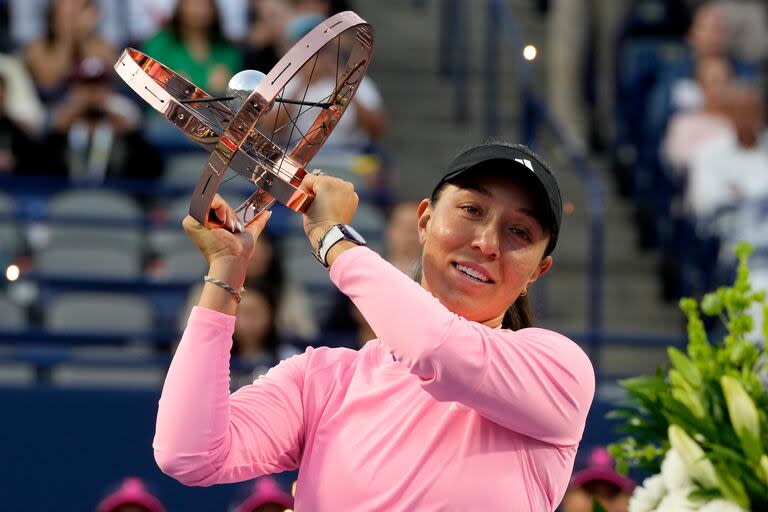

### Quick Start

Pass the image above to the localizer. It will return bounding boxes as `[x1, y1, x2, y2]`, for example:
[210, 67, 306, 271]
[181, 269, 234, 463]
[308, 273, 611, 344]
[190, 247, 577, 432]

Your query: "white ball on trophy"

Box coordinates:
[226, 70, 268, 112]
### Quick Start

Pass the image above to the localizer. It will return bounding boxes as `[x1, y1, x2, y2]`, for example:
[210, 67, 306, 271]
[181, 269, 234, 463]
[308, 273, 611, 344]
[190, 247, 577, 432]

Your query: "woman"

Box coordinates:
[24, 0, 115, 104]
[141, 0, 242, 93]
[154, 141, 595, 510]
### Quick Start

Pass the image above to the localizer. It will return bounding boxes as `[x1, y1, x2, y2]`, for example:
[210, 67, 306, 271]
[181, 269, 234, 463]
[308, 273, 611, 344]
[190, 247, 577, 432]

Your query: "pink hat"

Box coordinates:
[235, 477, 294, 512]
[569, 447, 636, 493]
[97, 477, 165, 512]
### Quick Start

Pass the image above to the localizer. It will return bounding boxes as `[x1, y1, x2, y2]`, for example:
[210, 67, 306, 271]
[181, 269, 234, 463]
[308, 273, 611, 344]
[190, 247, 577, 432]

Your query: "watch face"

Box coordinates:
[341, 225, 367, 244]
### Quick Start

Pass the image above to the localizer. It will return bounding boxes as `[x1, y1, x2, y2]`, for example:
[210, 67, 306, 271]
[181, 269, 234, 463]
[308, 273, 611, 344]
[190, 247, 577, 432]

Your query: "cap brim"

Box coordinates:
[570, 467, 636, 493]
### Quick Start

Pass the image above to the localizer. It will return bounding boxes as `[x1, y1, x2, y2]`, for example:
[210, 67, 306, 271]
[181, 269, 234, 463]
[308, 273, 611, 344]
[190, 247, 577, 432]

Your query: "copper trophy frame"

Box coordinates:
[114, 11, 374, 226]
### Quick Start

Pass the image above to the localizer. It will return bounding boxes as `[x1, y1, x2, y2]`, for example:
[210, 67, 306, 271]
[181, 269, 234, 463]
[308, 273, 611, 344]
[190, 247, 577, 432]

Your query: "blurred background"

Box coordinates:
[0, 0, 766, 510]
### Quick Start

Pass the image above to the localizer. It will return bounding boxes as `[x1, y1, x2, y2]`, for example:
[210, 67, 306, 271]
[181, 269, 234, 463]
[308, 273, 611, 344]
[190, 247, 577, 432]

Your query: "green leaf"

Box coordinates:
[716, 468, 751, 510]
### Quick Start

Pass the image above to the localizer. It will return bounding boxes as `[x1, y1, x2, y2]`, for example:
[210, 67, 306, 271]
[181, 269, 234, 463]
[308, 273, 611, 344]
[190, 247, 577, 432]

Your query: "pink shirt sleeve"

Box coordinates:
[330, 247, 595, 447]
[153, 307, 306, 485]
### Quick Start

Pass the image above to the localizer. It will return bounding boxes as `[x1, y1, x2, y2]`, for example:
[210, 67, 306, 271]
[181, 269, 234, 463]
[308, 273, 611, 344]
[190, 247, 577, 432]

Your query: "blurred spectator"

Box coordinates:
[0, 53, 46, 133]
[23, 0, 115, 104]
[96, 477, 165, 512]
[712, 0, 768, 63]
[243, 230, 318, 340]
[686, 84, 768, 220]
[321, 291, 375, 349]
[546, 0, 631, 149]
[44, 56, 163, 182]
[293, 0, 351, 17]
[0, 72, 39, 174]
[141, 0, 243, 94]
[560, 447, 634, 512]
[243, 0, 295, 73]
[655, 2, 758, 117]
[231, 282, 303, 385]
[182, 229, 318, 340]
[234, 283, 281, 360]
[385, 199, 421, 276]
[234, 476, 294, 512]
[661, 55, 733, 173]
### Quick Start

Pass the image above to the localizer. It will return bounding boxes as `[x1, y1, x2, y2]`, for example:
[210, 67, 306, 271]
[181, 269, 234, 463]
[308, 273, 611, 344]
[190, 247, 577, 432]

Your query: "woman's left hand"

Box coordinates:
[300, 172, 359, 250]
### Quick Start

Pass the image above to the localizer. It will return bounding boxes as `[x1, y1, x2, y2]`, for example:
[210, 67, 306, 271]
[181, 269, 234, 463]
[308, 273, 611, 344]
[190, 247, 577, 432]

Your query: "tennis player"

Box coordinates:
[154, 140, 596, 510]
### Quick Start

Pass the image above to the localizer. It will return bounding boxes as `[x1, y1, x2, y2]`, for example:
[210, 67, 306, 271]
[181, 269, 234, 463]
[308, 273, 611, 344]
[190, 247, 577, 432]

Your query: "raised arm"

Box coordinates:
[154, 307, 306, 485]
[330, 247, 595, 447]
[154, 197, 306, 485]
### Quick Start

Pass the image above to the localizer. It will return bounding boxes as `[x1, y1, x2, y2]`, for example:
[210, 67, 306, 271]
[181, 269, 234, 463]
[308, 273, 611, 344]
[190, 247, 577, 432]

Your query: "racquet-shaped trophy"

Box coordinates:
[114, 11, 373, 227]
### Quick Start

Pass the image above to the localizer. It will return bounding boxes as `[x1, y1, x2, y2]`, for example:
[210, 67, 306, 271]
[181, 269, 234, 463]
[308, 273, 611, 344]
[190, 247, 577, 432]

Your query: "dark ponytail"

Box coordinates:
[501, 295, 534, 330]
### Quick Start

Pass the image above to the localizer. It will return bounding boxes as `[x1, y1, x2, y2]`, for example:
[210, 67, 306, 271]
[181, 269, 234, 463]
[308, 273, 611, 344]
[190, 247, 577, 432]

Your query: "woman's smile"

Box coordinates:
[452, 261, 494, 285]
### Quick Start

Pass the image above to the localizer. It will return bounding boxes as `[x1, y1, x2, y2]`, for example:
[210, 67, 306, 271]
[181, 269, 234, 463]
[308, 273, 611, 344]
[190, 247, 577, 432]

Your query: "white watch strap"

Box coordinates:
[318, 225, 346, 266]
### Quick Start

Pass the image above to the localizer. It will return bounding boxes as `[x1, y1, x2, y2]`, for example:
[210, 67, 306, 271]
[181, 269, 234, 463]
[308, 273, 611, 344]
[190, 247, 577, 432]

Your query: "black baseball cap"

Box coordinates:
[434, 142, 562, 256]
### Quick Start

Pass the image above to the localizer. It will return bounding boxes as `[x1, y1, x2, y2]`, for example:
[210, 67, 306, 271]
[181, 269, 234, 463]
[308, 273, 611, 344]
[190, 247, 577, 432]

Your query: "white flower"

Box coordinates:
[661, 448, 691, 491]
[655, 486, 700, 512]
[629, 474, 666, 512]
[699, 499, 749, 512]
[721, 375, 763, 456]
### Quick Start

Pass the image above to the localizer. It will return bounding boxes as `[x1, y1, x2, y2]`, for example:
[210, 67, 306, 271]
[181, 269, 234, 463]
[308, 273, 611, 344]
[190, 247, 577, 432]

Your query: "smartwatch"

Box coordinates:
[313, 224, 367, 268]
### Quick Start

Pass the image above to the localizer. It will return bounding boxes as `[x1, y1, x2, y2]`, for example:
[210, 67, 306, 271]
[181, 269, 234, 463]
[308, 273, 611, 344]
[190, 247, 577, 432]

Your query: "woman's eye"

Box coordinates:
[510, 227, 531, 241]
[460, 205, 481, 216]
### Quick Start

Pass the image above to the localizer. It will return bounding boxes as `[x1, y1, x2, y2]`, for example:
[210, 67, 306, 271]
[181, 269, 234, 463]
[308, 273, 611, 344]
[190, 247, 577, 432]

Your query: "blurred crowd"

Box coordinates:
[0, 0, 389, 180]
[546, 0, 768, 308]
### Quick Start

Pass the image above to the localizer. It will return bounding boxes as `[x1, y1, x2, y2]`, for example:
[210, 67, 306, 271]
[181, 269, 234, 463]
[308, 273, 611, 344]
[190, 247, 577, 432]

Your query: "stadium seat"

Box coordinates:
[36, 246, 142, 279]
[152, 249, 208, 282]
[47, 188, 142, 221]
[0, 191, 23, 258]
[0, 295, 27, 330]
[162, 152, 209, 188]
[45, 292, 154, 334]
[51, 366, 164, 389]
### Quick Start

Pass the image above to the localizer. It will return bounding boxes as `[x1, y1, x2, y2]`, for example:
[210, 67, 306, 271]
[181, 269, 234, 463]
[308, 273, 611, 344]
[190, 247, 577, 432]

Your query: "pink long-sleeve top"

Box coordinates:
[154, 247, 595, 511]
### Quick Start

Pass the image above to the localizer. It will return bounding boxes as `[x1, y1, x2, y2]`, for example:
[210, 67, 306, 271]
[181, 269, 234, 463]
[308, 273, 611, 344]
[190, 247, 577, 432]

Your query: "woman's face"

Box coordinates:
[247, 235, 275, 279]
[234, 291, 274, 356]
[417, 173, 552, 327]
[178, 0, 215, 31]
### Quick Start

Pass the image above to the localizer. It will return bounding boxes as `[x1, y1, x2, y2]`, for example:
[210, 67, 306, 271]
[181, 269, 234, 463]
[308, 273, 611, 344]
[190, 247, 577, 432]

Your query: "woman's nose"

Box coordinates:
[471, 223, 500, 259]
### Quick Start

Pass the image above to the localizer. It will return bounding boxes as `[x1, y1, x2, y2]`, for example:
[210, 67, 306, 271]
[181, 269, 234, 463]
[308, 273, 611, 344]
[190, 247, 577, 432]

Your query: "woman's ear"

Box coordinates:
[526, 255, 553, 288]
[416, 198, 432, 245]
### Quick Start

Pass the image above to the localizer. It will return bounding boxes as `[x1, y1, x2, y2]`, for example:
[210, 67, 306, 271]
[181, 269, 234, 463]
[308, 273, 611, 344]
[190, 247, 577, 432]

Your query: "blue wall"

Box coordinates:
[0, 387, 296, 510]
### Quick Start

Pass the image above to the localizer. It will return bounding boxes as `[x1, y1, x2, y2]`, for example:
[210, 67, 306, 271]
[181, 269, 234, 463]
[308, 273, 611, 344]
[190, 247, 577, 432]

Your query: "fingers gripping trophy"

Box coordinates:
[114, 11, 373, 229]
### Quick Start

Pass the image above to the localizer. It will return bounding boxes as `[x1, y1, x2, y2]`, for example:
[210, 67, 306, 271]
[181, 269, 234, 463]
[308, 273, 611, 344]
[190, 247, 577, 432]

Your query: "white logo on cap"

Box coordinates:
[515, 158, 534, 171]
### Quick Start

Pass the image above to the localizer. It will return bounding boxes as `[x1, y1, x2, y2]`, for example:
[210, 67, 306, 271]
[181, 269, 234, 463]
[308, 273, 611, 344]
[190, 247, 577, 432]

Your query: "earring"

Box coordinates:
[520, 289, 528, 297]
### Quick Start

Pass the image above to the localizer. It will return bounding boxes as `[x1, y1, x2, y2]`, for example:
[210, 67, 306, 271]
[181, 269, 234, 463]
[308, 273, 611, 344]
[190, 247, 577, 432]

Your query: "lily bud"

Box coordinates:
[670, 370, 706, 419]
[721, 376, 763, 459]
[668, 425, 719, 489]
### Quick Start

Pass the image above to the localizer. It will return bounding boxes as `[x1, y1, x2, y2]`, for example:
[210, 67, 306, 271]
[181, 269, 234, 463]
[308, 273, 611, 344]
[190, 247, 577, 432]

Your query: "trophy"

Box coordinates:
[114, 11, 374, 227]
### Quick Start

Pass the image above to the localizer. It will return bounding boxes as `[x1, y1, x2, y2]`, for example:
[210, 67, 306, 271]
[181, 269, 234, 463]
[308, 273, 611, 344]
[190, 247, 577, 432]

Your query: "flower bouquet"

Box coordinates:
[607, 242, 768, 511]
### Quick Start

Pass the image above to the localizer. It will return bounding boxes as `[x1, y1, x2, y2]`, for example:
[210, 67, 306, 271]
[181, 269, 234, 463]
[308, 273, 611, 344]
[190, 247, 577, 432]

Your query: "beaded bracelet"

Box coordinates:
[203, 275, 244, 303]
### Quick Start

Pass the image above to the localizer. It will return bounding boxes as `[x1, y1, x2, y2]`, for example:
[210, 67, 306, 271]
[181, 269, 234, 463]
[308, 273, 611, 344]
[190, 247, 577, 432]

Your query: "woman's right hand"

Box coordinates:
[182, 194, 271, 268]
